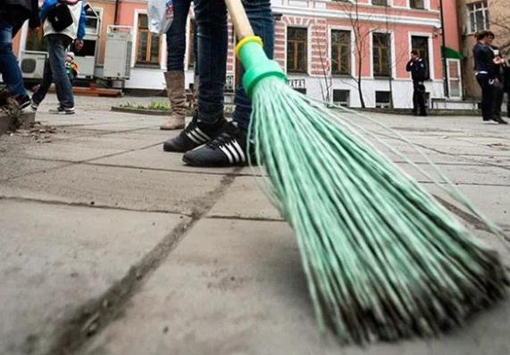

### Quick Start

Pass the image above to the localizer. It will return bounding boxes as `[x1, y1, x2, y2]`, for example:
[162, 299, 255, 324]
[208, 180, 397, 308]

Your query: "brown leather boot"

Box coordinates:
[160, 71, 186, 130]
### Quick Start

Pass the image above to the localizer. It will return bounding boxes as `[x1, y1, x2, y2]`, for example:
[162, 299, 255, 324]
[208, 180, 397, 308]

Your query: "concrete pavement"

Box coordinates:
[1, 94, 509, 355]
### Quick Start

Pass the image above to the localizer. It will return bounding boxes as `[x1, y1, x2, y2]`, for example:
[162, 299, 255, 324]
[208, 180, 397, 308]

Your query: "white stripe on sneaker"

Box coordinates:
[225, 143, 240, 163]
[187, 128, 209, 144]
[187, 130, 203, 144]
[231, 141, 246, 163]
[194, 127, 210, 141]
[220, 145, 234, 163]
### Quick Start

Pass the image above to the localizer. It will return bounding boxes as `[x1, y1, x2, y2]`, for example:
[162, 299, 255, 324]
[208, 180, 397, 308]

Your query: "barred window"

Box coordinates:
[468, 2, 489, 33]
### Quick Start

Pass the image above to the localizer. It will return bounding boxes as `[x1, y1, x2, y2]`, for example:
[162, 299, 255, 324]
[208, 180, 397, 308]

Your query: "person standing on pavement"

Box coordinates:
[504, 59, 510, 119]
[160, 0, 198, 130]
[472, 31, 506, 124]
[0, 0, 40, 109]
[406, 50, 428, 116]
[30, 0, 86, 115]
[490, 45, 508, 124]
[163, 0, 274, 167]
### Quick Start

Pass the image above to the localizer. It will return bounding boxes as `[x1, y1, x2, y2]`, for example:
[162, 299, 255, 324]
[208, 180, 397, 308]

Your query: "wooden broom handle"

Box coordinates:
[224, 0, 254, 40]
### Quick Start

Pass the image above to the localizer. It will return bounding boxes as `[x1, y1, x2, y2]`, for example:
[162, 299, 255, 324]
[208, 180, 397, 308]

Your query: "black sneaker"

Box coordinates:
[182, 122, 256, 167]
[163, 113, 228, 153]
[495, 117, 508, 125]
[15, 95, 31, 110]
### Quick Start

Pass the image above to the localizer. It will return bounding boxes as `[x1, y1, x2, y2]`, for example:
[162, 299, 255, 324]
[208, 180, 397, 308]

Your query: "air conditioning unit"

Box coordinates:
[20, 51, 48, 79]
[103, 26, 133, 80]
[74, 4, 102, 78]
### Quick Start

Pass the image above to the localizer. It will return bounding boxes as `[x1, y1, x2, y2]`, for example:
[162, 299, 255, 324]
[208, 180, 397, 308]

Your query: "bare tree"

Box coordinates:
[381, 4, 409, 109]
[335, 0, 379, 108]
[315, 36, 333, 102]
[490, 0, 510, 55]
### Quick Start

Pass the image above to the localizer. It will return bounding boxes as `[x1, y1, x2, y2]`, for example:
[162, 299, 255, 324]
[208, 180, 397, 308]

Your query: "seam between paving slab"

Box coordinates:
[0, 196, 193, 216]
[41, 168, 242, 355]
[1, 141, 164, 182]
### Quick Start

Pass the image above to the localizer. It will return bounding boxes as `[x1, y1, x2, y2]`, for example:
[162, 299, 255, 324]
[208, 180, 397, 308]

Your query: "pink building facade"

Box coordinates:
[11, 0, 464, 108]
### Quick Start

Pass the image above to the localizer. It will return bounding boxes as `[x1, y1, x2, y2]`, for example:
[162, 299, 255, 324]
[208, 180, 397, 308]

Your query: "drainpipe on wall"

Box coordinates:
[439, 0, 449, 98]
[114, 0, 120, 25]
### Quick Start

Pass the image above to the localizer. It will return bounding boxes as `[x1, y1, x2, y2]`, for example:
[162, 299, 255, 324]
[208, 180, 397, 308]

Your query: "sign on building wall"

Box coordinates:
[288, 78, 306, 89]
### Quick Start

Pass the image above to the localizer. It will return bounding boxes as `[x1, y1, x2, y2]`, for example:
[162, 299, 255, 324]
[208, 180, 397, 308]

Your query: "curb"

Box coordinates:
[111, 106, 170, 116]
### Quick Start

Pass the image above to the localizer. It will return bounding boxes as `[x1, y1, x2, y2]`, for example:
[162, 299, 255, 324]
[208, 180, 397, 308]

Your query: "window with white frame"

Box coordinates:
[372, 32, 391, 77]
[468, 2, 489, 33]
[333, 89, 350, 106]
[331, 30, 351, 75]
[287, 27, 308, 73]
[410, 0, 425, 10]
[372, 0, 388, 6]
[136, 14, 160, 65]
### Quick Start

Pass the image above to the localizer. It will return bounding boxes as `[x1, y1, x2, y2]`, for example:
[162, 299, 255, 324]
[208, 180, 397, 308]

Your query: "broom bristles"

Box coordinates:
[247, 77, 508, 344]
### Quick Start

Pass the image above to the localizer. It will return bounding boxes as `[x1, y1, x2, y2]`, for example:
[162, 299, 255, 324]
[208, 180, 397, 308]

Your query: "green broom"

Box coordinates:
[225, 0, 508, 344]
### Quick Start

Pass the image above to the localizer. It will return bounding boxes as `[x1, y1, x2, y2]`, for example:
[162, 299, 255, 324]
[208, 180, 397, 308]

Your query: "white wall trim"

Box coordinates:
[273, 5, 441, 27]
[131, 9, 142, 68]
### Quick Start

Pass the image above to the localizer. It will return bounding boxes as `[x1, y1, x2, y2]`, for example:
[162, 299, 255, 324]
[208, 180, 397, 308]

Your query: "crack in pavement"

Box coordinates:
[1, 141, 164, 182]
[42, 168, 242, 355]
[434, 195, 510, 243]
[0, 195, 192, 216]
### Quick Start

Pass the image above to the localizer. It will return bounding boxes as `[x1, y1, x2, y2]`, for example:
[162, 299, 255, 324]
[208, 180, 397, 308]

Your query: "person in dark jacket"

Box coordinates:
[473, 30, 506, 124]
[490, 46, 508, 124]
[0, 0, 40, 109]
[504, 59, 510, 119]
[406, 49, 428, 116]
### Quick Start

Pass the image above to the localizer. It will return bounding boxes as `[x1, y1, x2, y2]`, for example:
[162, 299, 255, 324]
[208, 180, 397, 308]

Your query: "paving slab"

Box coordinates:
[0, 199, 188, 355]
[394, 162, 510, 186]
[207, 176, 282, 220]
[0, 157, 67, 181]
[425, 184, 510, 228]
[4, 134, 165, 162]
[91, 144, 241, 175]
[0, 164, 224, 214]
[79, 218, 510, 355]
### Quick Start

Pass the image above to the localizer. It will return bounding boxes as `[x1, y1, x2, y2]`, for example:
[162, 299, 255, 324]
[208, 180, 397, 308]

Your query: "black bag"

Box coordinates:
[47, 3, 73, 32]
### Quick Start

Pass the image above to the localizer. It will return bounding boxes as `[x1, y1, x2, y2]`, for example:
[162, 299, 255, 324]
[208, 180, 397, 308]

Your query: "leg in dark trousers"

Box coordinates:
[493, 83, 504, 119]
[413, 82, 426, 116]
[507, 90, 510, 118]
[476, 74, 495, 121]
[412, 84, 419, 115]
[32, 59, 52, 106]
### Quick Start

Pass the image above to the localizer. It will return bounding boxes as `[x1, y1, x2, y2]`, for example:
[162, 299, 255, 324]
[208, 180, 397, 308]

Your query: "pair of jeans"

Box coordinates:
[194, 0, 274, 127]
[0, 19, 27, 98]
[32, 34, 74, 109]
[476, 73, 494, 121]
[166, 0, 197, 73]
[412, 81, 426, 115]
